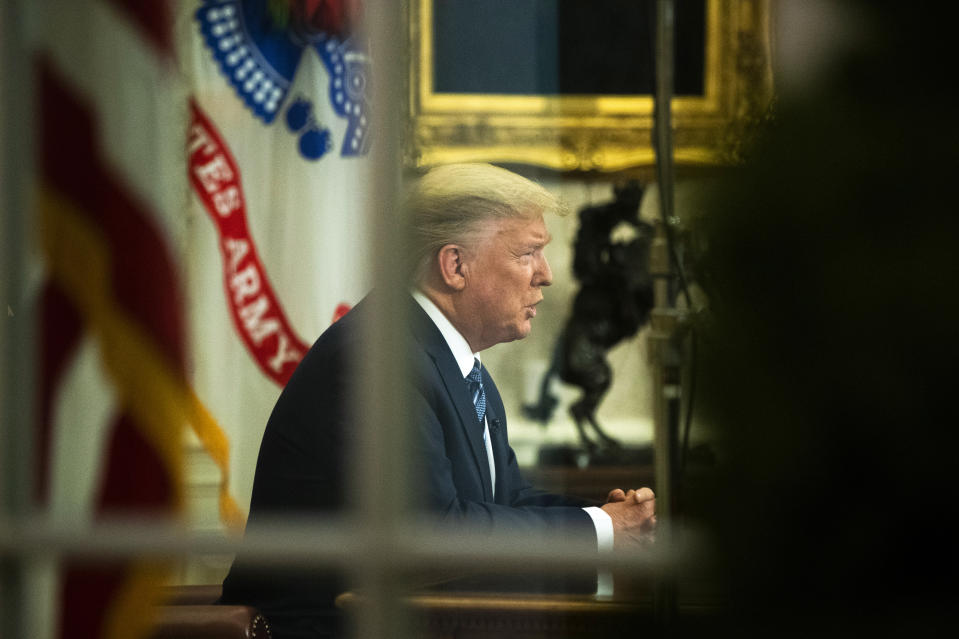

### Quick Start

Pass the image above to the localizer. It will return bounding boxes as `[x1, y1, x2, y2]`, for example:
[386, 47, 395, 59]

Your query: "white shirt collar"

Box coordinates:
[412, 290, 479, 378]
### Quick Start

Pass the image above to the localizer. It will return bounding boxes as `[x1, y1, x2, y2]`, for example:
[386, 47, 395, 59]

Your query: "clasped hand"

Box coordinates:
[600, 487, 656, 549]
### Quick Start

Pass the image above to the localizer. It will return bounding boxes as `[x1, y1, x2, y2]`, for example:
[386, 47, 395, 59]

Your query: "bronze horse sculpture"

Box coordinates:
[524, 182, 655, 461]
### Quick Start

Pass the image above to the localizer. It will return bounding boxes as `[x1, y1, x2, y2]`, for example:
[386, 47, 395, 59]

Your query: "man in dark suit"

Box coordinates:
[220, 163, 656, 638]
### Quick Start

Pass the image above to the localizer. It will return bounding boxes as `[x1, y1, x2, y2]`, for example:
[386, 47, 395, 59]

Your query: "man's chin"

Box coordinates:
[496, 320, 533, 345]
[514, 321, 533, 340]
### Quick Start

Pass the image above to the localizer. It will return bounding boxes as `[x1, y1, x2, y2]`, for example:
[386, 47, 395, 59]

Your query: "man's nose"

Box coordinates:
[536, 254, 553, 287]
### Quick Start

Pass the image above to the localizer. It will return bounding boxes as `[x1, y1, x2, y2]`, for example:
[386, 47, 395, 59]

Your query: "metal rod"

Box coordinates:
[1, 0, 37, 637]
[652, 0, 680, 631]
[355, 1, 412, 637]
[0, 516, 679, 573]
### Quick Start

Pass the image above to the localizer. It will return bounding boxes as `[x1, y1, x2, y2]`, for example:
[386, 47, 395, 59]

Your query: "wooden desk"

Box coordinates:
[338, 590, 654, 639]
[522, 465, 656, 503]
[337, 566, 723, 638]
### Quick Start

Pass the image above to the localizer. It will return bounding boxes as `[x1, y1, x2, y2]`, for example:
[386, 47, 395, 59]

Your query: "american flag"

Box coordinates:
[27, 1, 189, 637]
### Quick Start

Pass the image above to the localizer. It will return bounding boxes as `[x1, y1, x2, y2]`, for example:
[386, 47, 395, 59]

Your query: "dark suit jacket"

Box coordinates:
[220, 295, 598, 638]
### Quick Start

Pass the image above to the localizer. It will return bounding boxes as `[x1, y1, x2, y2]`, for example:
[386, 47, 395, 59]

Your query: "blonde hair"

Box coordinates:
[404, 163, 562, 283]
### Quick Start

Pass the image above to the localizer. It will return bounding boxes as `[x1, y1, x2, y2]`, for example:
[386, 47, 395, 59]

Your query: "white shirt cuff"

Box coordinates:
[582, 506, 614, 596]
[582, 506, 614, 553]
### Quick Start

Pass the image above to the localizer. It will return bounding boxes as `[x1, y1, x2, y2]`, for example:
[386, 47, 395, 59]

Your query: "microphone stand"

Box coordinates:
[650, 0, 687, 632]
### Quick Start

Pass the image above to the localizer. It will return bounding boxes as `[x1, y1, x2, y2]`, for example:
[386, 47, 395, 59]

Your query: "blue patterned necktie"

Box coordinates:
[465, 359, 486, 425]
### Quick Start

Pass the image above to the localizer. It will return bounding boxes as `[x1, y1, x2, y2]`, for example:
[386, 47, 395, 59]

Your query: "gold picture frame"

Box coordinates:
[407, 0, 772, 173]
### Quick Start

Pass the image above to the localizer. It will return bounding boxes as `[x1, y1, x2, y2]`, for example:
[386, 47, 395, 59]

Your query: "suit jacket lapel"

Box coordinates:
[409, 298, 494, 502]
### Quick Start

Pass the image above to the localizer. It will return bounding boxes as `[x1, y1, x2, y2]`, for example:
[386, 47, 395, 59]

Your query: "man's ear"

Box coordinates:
[436, 244, 467, 291]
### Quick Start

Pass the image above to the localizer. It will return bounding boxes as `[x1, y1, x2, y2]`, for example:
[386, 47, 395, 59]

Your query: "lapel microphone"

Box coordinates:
[490, 418, 500, 435]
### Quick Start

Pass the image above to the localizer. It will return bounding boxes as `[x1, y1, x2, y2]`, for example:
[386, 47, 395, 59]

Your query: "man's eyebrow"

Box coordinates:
[515, 231, 551, 252]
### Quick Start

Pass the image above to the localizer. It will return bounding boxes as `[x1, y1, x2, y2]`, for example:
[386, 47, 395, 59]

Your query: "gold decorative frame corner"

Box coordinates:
[406, 0, 772, 173]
